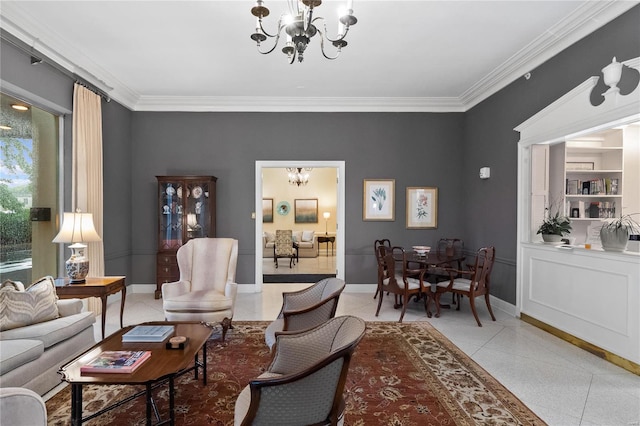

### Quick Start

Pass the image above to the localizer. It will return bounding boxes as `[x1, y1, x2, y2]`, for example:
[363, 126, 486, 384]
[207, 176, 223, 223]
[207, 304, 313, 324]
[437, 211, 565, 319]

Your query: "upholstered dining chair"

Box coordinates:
[375, 245, 428, 323]
[274, 229, 297, 269]
[234, 315, 366, 426]
[264, 277, 346, 350]
[428, 246, 496, 327]
[162, 238, 238, 340]
[373, 238, 391, 299]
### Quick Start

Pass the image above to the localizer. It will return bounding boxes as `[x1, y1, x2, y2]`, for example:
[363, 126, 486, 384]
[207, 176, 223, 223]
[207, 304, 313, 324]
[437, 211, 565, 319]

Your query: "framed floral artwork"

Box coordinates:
[363, 179, 395, 221]
[406, 187, 438, 229]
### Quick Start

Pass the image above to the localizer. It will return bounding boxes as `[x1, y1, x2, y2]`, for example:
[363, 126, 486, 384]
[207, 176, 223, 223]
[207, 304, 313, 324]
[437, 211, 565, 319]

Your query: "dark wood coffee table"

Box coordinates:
[59, 321, 212, 426]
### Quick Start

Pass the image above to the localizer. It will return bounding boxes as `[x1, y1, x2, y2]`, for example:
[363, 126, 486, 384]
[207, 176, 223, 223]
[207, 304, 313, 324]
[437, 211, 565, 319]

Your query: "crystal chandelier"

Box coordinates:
[250, 0, 357, 64]
[287, 168, 312, 186]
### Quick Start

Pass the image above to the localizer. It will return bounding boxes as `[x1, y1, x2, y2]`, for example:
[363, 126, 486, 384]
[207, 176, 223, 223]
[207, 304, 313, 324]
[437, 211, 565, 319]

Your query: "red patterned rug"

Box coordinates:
[46, 321, 545, 425]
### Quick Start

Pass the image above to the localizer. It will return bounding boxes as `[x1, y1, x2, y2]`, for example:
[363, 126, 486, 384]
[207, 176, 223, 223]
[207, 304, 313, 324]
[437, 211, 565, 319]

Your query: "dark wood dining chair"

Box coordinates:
[428, 238, 465, 303]
[428, 246, 496, 327]
[375, 246, 428, 323]
[373, 238, 391, 299]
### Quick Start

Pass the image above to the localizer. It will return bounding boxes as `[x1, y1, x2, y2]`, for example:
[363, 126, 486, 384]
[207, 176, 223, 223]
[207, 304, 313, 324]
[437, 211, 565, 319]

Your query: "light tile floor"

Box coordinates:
[56, 284, 639, 426]
[262, 254, 336, 275]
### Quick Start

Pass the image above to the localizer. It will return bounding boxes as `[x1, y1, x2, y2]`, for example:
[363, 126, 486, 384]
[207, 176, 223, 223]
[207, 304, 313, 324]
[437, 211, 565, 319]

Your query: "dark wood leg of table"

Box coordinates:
[202, 341, 207, 385]
[100, 295, 107, 340]
[146, 383, 153, 426]
[169, 376, 175, 426]
[119, 285, 126, 329]
[71, 383, 82, 426]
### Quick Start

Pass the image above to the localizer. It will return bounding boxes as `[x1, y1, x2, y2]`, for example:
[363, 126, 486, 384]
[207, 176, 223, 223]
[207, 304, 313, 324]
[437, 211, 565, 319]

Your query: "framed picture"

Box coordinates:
[363, 179, 395, 221]
[262, 198, 273, 223]
[406, 187, 438, 229]
[294, 199, 318, 223]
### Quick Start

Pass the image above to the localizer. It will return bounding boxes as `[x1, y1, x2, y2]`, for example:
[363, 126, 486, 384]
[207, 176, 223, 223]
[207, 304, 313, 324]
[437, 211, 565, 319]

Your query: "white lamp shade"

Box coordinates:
[52, 212, 102, 243]
[323, 212, 331, 219]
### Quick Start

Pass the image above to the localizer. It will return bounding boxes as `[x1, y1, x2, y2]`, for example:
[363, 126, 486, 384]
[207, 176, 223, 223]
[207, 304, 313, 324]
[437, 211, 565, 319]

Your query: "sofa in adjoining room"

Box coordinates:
[263, 230, 319, 258]
[0, 277, 96, 396]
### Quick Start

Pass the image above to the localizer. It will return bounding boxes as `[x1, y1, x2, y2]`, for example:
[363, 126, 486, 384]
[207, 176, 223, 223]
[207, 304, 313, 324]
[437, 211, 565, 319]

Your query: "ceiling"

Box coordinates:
[1, 1, 637, 112]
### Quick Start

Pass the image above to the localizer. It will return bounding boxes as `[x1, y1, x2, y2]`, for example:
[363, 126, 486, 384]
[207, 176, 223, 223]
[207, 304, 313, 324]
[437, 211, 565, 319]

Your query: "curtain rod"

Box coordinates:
[1, 29, 111, 102]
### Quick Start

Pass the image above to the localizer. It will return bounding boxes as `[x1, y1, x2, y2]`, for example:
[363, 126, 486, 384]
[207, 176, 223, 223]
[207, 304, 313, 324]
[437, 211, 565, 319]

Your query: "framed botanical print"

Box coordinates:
[406, 187, 438, 229]
[294, 198, 318, 223]
[262, 198, 273, 223]
[363, 179, 395, 221]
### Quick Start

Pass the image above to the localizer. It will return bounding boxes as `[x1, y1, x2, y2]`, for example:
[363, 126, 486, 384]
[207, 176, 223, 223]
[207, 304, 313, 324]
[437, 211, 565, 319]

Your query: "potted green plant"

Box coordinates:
[600, 214, 640, 252]
[537, 209, 572, 243]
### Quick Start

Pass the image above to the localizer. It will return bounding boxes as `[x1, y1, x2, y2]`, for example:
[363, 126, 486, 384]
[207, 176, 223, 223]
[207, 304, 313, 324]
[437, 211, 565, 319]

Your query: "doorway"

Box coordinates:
[255, 161, 345, 292]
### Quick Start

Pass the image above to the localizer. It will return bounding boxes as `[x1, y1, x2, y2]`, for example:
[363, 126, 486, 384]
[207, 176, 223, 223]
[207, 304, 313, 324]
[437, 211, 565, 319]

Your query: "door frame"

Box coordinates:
[255, 160, 345, 292]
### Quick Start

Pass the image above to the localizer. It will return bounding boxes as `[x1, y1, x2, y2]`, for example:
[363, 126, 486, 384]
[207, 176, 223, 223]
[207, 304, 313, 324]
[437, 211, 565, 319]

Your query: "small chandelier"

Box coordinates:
[250, 0, 357, 64]
[287, 167, 312, 186]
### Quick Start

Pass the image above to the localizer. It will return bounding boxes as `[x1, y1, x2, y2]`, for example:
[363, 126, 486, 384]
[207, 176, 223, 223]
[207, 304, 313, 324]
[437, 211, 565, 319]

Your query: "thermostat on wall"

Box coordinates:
[479, 167, 490, 179]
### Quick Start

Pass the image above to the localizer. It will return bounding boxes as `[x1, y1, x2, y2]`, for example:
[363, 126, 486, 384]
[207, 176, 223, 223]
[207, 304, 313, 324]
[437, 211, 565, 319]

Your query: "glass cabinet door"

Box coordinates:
[185, 181, 210, 239]
[159, 181, 183, 250]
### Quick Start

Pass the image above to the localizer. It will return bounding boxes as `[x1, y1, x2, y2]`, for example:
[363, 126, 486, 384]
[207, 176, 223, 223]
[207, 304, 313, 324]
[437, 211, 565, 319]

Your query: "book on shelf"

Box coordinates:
[80, 350, 151, 374]
[122, 325, 175, 342]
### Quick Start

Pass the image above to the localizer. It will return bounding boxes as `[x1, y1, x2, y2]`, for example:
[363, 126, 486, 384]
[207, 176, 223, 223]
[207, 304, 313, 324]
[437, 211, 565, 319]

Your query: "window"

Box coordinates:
[1, 92, 60, 283]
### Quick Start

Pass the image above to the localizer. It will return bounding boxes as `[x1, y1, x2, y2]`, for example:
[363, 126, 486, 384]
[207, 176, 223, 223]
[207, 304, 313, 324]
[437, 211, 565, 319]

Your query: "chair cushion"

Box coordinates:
[383, 275, 421, 290]
[163, 290, 233, 312]
[0, 339, 44, 374]
[437, 278, 472, 291]
[0, 276, 59, 331]
[0, 312, 95, 349]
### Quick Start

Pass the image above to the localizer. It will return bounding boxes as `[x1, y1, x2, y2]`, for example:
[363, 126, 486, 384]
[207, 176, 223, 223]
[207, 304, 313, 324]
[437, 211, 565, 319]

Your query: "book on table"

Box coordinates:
[80, 350, 151, 374]
[122, 325, 175, 342]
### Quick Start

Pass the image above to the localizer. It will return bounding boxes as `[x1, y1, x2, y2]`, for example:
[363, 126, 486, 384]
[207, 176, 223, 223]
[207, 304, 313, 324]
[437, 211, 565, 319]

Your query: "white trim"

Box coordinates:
[254, 161, 346, 294]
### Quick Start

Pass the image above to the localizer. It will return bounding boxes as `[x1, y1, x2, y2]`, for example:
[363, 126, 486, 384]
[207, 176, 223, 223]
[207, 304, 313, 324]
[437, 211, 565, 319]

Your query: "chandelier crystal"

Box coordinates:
[250, 0, 357, 64]
[287, 167, 312, 186]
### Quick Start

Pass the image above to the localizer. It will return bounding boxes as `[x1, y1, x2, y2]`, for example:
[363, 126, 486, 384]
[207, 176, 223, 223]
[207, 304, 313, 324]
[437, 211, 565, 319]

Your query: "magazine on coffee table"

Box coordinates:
[80, 350, 151, 374]
[122, 325, 175, 342]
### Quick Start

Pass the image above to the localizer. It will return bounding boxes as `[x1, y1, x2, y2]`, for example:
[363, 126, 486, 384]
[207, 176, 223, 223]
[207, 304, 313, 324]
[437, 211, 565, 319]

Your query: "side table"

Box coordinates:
[54, 276, 126, 340]
[317, 235, 335, 256]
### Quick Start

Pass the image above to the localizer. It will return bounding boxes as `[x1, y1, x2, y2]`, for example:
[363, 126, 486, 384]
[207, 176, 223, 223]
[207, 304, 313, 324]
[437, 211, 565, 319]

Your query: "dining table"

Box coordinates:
[402, 250, 466, 316]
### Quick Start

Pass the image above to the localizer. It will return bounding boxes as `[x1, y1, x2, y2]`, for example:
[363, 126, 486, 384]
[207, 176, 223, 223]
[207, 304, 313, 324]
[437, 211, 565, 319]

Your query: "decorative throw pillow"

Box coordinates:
[302, 230, 314, 242]
[264, 232, 275, 243]
[0, 276, 59, 331]
[293, 231, 303, 242]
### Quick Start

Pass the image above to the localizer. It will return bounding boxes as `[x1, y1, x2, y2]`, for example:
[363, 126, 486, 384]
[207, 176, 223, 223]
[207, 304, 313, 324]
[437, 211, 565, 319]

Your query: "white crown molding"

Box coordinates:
[133, 95, 466, 112]
[2, 1, 638, 112]
[460, 0, 640, 111]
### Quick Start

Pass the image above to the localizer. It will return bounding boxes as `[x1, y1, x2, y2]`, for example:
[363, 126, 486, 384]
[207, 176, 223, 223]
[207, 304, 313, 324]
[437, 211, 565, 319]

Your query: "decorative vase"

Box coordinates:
[600, 226, 630, 252]
[541, 234, 563, 243]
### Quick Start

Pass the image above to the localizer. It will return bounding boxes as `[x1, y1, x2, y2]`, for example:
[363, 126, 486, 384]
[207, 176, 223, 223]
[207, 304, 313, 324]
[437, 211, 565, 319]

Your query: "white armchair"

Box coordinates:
[162, 238, 238, 340]
[234, 315, 366, 426]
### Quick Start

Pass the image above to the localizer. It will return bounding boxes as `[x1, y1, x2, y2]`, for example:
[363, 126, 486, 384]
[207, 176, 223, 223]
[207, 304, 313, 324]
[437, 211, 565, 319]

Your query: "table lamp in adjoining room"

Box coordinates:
[323, 211, 330, 235]
[52, 210, 102, 283]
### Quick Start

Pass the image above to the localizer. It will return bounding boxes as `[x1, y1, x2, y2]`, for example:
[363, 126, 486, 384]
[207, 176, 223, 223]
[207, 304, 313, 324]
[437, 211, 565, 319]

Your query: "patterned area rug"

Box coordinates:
[46, 321, 546, 425]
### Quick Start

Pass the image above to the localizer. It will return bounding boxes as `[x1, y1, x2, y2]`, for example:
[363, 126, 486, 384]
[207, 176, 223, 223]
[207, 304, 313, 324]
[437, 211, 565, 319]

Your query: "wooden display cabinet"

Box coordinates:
[156, 176, 217, 298]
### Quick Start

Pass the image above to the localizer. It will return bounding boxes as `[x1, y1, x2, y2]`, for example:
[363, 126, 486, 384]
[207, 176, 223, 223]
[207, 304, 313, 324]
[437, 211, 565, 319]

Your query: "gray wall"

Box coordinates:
[2, 4, 638, 303]
[130, 112, 464, 285]
[461, 5, 640, 303]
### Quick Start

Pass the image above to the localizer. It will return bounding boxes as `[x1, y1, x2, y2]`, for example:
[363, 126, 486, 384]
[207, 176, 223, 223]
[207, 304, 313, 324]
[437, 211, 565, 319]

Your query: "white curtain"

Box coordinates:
[72, 83, 104, 314]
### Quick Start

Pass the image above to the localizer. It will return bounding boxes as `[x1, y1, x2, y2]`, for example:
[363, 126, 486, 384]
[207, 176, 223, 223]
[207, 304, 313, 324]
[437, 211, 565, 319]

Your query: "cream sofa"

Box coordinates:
[263, 230, 318, 258]
[0, 278, 96, 396]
